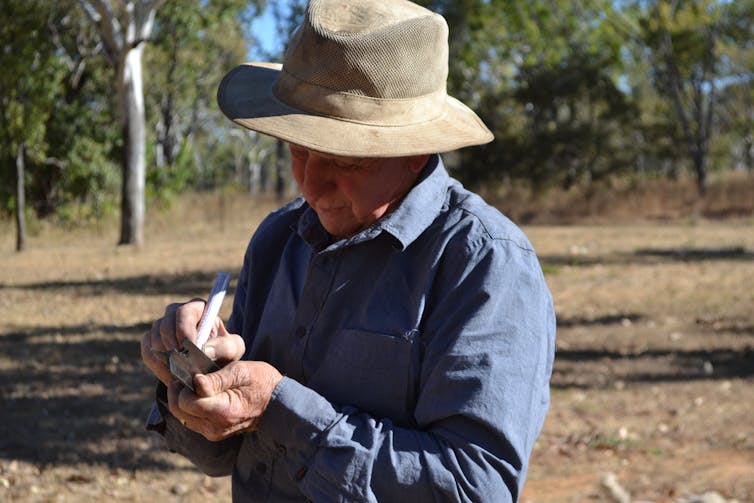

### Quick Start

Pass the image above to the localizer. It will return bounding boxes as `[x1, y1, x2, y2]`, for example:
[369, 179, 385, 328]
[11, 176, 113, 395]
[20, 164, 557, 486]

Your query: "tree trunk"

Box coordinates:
[660, 23, 713, 198]
[16, 143, 26, 252]
[79, 0, 164, 246]
[156, 38, 178, 169]
[118, 46, 146, 246]
[693, 151, 707, 196]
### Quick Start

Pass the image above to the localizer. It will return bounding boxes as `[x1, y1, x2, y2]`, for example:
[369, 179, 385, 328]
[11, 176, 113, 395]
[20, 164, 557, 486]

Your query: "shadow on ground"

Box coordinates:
[552, 346, 754, 389]
[540, 245, 754, 268]
[0, 269, 235, 298]
[0, 269, 236, 471]
[1, 267, 752, 471]
[553, 312, 754, 389]
[0, 320, 173, 469]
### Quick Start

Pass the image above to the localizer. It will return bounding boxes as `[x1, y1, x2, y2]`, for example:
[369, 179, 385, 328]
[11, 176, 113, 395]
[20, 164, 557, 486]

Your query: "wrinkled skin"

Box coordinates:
[140, 300, 282, 441]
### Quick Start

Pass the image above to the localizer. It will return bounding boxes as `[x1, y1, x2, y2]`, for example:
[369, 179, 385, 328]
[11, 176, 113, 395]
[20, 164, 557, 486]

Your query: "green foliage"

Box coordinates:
[627, 0, 754, 192]
[2, 0, 752, 227]
[146, 137, 195, 205]
[0, 0, 65, 214]
[511, 52, 639, 189]
[413, 0, 753, 193]
[144, 0, 258, 201]
[57, 135, 120, 220]
[0, 0, 123, 223]
[417, 0, 642, 190]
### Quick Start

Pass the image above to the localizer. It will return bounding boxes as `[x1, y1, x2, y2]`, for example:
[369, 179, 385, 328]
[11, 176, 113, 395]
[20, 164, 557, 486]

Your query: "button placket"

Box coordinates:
[295, 251, 341, 380]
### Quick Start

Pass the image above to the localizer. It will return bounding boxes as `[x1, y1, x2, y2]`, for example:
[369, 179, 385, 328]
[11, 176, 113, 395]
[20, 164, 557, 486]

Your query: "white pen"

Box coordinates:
[195, 272, 230, 350]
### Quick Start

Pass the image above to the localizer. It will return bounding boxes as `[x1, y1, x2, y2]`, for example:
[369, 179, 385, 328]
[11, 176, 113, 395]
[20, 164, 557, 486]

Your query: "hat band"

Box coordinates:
[273, 68, 446, 127]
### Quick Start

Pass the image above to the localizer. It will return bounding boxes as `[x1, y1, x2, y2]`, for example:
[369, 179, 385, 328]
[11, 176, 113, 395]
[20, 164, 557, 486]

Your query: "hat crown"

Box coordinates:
[281, 0, 449, 100]
[216, 0, 493, 157]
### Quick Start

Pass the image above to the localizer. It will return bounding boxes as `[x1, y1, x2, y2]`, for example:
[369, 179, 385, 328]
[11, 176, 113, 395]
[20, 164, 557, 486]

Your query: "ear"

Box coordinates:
[408, 154, 431, 173]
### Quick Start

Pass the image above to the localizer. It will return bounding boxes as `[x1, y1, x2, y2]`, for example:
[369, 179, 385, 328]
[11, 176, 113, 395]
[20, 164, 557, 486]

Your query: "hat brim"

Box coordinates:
[217, 62, 493, 158]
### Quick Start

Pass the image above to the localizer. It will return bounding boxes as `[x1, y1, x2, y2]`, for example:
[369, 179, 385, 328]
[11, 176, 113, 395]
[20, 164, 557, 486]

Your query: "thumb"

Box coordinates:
[193, 362, 244, 398]
[202, 332, 245, 364]
[213, 317, 229, 338]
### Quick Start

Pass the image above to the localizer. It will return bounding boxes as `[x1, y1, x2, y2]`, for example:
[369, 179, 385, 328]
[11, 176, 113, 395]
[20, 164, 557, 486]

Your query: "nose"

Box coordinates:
[301, 154, 335, 199]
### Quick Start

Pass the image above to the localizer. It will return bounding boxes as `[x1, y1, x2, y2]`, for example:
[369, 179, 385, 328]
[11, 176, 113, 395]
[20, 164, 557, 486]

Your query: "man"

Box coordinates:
[141, 0, 555, 501]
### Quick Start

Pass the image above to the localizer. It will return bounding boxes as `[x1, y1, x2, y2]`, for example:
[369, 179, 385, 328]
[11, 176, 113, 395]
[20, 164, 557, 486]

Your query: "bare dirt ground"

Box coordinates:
[1, 193, 752, 502]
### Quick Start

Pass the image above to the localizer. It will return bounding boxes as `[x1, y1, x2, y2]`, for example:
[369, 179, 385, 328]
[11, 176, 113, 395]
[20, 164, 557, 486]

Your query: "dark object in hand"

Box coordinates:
[153, 339, 220, 392]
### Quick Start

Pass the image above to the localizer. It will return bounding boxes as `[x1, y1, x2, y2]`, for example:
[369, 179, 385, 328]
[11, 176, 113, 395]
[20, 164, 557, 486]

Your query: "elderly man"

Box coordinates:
[141, 0, 555, 501]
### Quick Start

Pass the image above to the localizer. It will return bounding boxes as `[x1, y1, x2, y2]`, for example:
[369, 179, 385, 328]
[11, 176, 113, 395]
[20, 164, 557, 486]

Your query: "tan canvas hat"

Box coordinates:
[217, 0, 493, 157]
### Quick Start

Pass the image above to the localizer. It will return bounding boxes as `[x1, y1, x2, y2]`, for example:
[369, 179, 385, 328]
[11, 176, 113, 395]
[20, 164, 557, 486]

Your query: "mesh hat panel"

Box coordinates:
[283, 14, 448, 98]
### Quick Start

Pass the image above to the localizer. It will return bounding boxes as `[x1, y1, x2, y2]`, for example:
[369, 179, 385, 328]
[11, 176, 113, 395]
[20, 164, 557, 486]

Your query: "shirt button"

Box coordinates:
[295, 467, 308, 481]
[294, 326, 307, 338]
[276, 444, 287, 456]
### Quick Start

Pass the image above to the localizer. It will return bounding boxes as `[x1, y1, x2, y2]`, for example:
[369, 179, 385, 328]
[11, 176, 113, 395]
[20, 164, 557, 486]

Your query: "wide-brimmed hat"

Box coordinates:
[217, 0, 493, 157]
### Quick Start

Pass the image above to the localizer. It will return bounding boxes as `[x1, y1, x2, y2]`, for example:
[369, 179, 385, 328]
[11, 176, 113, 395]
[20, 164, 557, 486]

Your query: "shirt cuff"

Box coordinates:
[255, 377, 342, 477]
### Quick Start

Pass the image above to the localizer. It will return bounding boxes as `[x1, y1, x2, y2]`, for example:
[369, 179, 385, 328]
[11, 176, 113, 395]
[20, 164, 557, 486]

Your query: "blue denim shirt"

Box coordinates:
[154, 155, 555, 502]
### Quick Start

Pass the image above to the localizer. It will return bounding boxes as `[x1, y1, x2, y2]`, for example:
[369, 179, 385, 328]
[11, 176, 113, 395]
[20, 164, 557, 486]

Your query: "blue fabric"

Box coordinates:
[159, 155, 555, 502]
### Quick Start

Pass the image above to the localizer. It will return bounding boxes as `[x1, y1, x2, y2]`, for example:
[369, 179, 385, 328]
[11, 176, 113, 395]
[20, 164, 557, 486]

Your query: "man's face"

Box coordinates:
[289, 144, 428, 239]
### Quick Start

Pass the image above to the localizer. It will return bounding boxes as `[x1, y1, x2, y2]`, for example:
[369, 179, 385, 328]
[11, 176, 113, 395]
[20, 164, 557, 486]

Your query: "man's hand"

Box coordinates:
[167, 361, 283, 441]
[140, 300, 245, 385]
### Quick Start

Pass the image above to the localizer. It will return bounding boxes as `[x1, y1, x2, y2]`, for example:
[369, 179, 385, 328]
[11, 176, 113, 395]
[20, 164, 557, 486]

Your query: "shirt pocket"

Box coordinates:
[308, 328, 416, 423]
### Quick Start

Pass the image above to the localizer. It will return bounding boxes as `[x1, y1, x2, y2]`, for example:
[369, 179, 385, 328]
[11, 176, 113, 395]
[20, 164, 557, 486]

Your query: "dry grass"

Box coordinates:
[523, 222, 754, 502]
[1, 187, 753, 502]
[1, 192, 279, 334]
[485, 171, 754, 224]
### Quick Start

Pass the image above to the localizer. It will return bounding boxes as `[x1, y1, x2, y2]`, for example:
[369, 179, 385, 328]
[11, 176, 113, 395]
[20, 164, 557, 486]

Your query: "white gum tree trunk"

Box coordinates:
[80, 0, 165, 245]
[120, 46, 147, 245]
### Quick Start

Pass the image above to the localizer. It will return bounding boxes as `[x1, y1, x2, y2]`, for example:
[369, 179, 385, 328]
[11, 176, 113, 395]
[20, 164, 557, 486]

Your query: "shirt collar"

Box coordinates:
[296, 154, 450, 252]
[377, 154, 449, 250]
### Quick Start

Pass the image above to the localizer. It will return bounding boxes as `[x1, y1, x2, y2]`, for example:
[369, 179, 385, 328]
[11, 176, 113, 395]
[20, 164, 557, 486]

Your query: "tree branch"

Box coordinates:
[134, 0, 167, 42]
[79, 0, 124, 53]
[662, 30, 695, 156]
[78, 0, 101, 24]
[42, 156, 68, 170]
[701, 26, 717, 150]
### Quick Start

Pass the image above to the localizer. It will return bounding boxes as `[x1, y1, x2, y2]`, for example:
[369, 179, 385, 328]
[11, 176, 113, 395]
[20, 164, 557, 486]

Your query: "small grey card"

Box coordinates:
[168, 339, 221, 392]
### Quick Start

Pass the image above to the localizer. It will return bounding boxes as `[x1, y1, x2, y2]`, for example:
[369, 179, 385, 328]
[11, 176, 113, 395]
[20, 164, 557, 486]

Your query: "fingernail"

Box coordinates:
[203, 346, 216, 360]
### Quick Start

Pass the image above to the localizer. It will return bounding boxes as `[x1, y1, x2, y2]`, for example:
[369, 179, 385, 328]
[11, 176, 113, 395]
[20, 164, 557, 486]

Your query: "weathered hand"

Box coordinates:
[140, 300, 245, 385]
[167, 360, 283, 441]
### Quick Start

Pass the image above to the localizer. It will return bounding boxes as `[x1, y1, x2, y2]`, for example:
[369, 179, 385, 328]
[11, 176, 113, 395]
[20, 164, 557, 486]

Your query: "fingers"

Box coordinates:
[167, 362, 284, 441]
[140, 328, 173, 385]
[192, 363, 239, 399]
[174, 299, 206, 345]
[158, 300, 205, 349]
[141, 300, 205, 386]
[202, 324, 245, 364]
[167, 378, 254, 441]
[190, 362, 283, 418]
[167, 380, 202, 429]
[152, 302, 177, 350]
